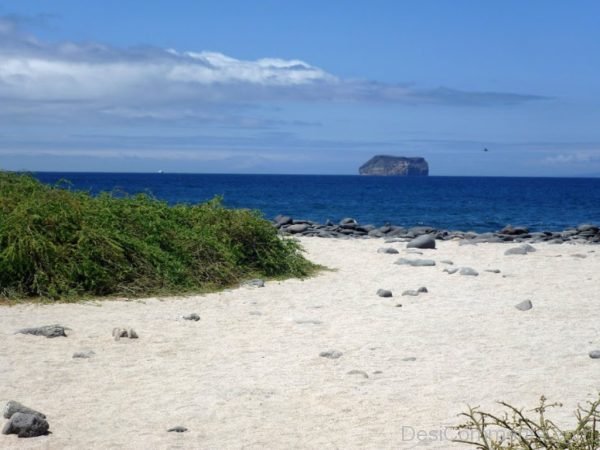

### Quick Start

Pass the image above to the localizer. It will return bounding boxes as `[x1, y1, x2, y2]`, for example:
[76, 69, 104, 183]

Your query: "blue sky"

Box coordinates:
[1, 1, 600, 176]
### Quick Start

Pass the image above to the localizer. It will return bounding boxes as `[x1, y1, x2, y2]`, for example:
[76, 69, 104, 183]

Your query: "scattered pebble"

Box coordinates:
[377, 289, 393, 298]
[589, 350, 600, 359]
[319, 350, 343, 359]
[15, 324, 69, 338]
[73, 350, 95, 359]
[167, 426, 188, 433]
[440, 260, 454, 265]
[377, 247, 399, 254]
[346, 370, 369, 379]
[395, 303, 403, 308]
[395, 258, 436, 267]
[459, 267, 479, 276]
[485, 269, 501, 273]
[515, 300, 533, 311]
[243, 279, 265, 288]
[112, 328, 138, 341]
[182, 313, 200, 321]
[417, 286, 428, 293]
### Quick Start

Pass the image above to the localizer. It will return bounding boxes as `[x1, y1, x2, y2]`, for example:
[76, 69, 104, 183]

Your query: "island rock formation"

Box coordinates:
[359, 155, 429, 176]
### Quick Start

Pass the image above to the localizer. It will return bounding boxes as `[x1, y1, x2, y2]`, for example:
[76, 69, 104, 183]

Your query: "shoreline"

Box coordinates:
[1, 237, 599, 448]
[274, 215, 600, 244]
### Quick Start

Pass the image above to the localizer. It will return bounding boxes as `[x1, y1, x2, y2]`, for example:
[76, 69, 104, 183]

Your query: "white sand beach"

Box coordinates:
[1, 237, 600, 449]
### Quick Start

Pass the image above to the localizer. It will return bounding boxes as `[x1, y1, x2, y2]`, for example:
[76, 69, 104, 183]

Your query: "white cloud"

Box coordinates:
[0, 15, 546, 113]
[544, 151, 600, 164]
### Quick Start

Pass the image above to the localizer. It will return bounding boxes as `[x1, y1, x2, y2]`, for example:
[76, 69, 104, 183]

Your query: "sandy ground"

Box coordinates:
[1, 237, 600, 449]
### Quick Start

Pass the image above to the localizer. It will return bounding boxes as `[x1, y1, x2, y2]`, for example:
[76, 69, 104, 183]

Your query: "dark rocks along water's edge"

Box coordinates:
[273, 215, 600, 245]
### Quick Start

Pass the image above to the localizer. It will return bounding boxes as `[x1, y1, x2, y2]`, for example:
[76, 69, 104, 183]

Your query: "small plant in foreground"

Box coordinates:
[454, 394, 600, 449]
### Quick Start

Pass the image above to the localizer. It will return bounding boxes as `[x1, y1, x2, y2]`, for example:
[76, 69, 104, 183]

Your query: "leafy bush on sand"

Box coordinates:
[0, 172, 316, 300]
[455, 394, 600, 449]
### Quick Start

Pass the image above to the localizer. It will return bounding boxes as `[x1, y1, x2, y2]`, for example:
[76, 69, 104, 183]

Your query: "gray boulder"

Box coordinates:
[377, 289, 393, 298]
[589, 350, 600, 359]
[394, 258, 436, 267]
[515, 300, 533, 311]
[2, 412, 49, 438]
[16, 324, 68, 338]
[286, 224, 309, 234]
[505, 246, 528, 255]
[406, 234, 436, 249]
[3, 401, 45, 420]
[459, 267, 479, 276]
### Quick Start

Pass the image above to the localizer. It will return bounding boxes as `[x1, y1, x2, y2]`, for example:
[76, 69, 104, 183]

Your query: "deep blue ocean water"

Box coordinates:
[33, 173, 600, 232]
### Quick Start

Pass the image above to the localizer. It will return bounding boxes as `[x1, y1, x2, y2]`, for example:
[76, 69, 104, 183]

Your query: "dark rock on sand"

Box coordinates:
[3, 401, 45, 420]
[73, 350, 95, 359]
[589, 350, 600, 359]
[320, 350, 343, 359]
[500, 225, 529, 235]
[440, 260, 454, 265]
[407, 234, 436, 249]
[377, 247, 399, 254]
[395, 258, 436, 267]
[243, 279, 265, 288]
[418, 287, 428, 293]
[182, 313, 200, 321]
[347, 370, 369, 379]
[402, 290, 419, 296]
[377, 289, 393, 298]
[2, 412, 49, 438]
[168, 426, 188, 433]
[459, 267, 479, 276]
[16, 324, 69, 338]
[485, 269, 501, 273]
[515, 300, 533, 311]
[112, 328, 138, 341]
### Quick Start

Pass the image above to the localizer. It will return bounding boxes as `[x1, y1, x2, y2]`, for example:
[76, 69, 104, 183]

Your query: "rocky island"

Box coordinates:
[359, 155, 429, 176]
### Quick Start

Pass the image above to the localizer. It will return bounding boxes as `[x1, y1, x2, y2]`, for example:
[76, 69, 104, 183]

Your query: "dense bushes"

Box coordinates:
[0, 172, 316, 300]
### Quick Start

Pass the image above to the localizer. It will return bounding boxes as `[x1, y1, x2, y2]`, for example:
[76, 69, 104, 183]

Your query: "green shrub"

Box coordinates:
[0, 172, 317, 300]
[454, 394, 600, 449]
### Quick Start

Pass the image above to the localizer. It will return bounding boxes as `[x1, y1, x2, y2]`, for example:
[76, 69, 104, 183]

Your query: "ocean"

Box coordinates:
[33, 172, 600, 232]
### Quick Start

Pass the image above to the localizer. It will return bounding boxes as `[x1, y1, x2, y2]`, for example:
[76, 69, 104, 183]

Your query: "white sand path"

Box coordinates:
[1, 238, 599, 449]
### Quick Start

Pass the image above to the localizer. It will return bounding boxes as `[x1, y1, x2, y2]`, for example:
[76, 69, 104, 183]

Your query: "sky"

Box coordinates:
[1, 1, 600, 176]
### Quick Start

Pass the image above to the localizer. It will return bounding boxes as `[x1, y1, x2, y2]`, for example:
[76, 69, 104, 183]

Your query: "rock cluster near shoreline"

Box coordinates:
[274, 215, 600, 244]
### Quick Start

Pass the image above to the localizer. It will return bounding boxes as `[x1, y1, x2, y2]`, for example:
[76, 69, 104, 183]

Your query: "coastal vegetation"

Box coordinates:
[0, 172, 317, 301]
[455, 395, 600, 449]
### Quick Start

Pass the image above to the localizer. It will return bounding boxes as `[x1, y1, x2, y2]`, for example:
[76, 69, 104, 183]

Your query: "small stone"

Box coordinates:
[16, 324, 68, 338]
[182, 313, 200, 321]
[440, 260, 454, 265]
[515, 300, 533, 311]
[444, 267, 459, 274]
[243, 279, 265, 288]
[168, 426, 188, 433]
[459, 267, 479, 276]
[3, 401, 45, 420]
[319, 350, 343, 359]
[73, 350, 95, 359]
[485, 269, 501, 273]
[128, 328, 138, 338]
[589, 350, 600, 359]
[112, 328, 128, 341]
[417, 287, 428, 293]
[395, 304, 403, 307]
[377, 247, 399, 254]
[377, 289, 393, 298]
[2, 412, 49, 438]
[346, 370, 369, 379]
[394, 258, 436, 267]
[373, 370, 383, 375]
